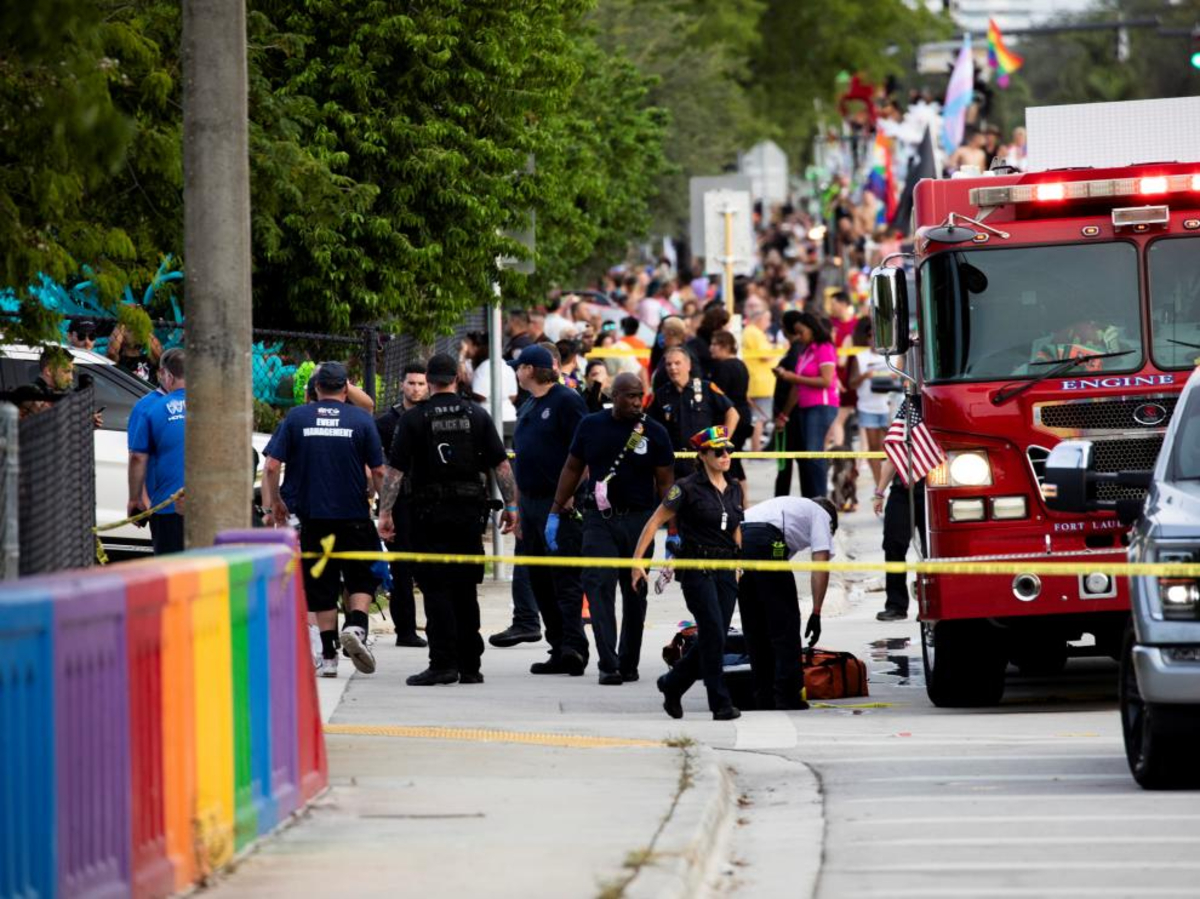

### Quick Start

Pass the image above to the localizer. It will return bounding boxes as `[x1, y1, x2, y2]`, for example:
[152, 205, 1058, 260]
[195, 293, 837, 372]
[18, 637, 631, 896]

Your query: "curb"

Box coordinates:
[625, 744, 736, 899]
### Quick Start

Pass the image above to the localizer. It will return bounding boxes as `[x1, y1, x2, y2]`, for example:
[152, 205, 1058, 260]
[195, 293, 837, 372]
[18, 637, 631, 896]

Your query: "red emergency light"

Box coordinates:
[971, 173, 1200, 207]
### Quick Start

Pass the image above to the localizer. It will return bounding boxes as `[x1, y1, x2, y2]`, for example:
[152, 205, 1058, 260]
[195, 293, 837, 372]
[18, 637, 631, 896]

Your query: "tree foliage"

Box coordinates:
[990, 0, 1200, 132]
[1, 0, 668, 341]
[751, 0, 949, 166]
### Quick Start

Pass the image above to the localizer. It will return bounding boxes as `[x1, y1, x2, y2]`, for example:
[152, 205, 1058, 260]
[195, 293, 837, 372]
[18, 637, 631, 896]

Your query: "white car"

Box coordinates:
[0, 344, 271, 557]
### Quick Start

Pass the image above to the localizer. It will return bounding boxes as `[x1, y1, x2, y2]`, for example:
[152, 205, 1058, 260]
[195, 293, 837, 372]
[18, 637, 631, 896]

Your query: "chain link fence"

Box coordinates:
[0, 403, 17, 579]
[15, 384, 95, 575]
[379, 307, 488, 408]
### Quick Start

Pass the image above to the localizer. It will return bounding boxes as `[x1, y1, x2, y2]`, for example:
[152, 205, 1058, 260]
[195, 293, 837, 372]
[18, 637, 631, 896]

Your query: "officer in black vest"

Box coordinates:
[374, 362, 429, 648]
[647, 346, 739, 481]
[378, 353, 517, 686]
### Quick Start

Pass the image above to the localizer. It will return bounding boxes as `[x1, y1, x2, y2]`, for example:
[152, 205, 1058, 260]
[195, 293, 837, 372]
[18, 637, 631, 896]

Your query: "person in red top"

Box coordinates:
[827, 290, 860, 448]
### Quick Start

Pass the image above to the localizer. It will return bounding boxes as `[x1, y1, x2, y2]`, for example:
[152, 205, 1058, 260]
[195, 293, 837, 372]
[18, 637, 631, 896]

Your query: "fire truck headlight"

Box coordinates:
[948, 451, 993, 487]
[991, 496, 1027, 520]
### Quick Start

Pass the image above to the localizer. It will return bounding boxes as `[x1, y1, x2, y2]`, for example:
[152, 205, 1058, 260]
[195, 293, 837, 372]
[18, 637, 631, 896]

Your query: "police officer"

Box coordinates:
[632, 426, 743, 721]
[647, 346, 739, 481]
[378, 353, 517, 686]
[510, 345, 589, 675]
[263, 362, 386, 678]
[740, 495, 838, 710]
[374, 362, 429, 648]
[548, 372, 675, 685]
[872, 456, 926, 621]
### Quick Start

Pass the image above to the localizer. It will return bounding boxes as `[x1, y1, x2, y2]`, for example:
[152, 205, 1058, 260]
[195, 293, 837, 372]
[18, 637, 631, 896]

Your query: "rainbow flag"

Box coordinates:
[866, 130, 896, 223]
[987, 18, 1023, 88]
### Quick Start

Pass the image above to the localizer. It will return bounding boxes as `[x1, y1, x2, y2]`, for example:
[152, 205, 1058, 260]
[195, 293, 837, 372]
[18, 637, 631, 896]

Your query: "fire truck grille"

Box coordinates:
[1089, 435, 1164, 501]
[1037, 396, 1177, 432]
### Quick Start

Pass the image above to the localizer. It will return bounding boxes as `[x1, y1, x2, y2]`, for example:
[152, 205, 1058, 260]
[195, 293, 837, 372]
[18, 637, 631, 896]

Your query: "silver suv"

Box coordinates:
[1045, 366, 1200, 789]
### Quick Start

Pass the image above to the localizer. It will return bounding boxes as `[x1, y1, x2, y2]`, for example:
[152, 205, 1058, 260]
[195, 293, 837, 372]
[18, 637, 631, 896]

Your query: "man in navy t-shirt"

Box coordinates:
[550, 372, 675, 684]
[263, 362, 385, 678]
[128, 348, 187, 555]
[509, 345, 589, 676]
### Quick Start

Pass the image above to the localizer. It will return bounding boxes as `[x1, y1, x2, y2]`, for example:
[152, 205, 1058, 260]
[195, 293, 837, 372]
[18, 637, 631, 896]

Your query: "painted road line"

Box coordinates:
[838, 835, 1200, 846]
[841, 792, 1188, 804]
[323, 723, 664, 749]
[838, 814, 1200, 826]
[857, 773, 1130, 782]
[733, 711, 798, 750]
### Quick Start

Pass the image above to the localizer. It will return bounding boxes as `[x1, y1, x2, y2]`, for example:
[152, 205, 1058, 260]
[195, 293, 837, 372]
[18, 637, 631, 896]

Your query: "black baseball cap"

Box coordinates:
[68, 317, 98, 336]
[426, 353, 458, 380]
[314, 361, 349, 391]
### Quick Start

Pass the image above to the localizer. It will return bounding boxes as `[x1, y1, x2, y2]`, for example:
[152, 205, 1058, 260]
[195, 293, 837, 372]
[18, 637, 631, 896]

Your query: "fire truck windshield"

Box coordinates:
[922, 242, 1142, 383]
[1148, 237, 1200, 371]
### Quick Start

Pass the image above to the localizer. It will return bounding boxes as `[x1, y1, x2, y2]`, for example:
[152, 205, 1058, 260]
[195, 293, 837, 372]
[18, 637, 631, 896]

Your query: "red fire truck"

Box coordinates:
[870, 99, 1200, 706]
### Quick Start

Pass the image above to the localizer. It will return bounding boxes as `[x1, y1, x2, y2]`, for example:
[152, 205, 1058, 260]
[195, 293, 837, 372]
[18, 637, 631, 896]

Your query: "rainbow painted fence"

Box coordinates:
[0, 529, 326, 899]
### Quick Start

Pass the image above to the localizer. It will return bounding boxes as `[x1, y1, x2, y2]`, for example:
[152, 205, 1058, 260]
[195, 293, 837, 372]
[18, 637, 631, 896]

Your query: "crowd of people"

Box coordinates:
[240, 186, 931, 719]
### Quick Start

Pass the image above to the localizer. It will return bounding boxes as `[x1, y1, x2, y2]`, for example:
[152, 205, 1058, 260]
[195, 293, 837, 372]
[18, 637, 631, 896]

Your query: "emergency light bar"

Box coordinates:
[970, 173, 1200, 208]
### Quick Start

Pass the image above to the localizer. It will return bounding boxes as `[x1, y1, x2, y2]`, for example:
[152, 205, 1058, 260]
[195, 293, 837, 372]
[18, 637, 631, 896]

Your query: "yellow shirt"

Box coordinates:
[741, 324, 777, 399]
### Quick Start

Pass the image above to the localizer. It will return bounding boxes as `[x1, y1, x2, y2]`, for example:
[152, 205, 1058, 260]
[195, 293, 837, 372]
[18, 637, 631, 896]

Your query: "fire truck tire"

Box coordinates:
[1119, 626, 1200, 790]
[922, 620, 1006, 707]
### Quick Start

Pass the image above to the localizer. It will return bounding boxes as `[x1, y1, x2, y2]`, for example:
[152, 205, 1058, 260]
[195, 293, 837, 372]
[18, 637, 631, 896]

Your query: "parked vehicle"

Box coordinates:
[0, 344, 270, 558]
[869, 98, 1200, 707]
[1044, 366, 1200, 789]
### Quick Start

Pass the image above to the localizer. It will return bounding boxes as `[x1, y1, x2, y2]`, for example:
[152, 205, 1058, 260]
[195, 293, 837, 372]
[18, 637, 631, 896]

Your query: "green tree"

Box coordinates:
[1, 0, 150, 339]
[2, 1, 672, 339]
[993, 0, 1200, 126]
[591, 0, 768, 236]
[751, 0, 948, 164]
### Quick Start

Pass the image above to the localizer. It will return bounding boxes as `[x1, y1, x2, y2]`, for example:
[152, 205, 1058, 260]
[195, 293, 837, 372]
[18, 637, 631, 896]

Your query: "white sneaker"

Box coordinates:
[319, 655, 339, 678]
[309, 624, 323, 670]
[341, 626, 377, 675]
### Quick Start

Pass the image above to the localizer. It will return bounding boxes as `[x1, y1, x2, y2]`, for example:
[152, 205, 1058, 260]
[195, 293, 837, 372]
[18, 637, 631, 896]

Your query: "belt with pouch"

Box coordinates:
[743, 522, 789, 560]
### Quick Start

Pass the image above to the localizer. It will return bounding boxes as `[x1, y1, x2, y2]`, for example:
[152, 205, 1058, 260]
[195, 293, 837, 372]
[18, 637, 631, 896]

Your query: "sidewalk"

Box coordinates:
[207, 463, 886, 898]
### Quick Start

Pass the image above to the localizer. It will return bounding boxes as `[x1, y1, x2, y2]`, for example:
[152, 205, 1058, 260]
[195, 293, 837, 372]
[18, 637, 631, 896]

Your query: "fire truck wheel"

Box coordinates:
[922, 620, 1006, 708]
[1119, 626, 1200, 790]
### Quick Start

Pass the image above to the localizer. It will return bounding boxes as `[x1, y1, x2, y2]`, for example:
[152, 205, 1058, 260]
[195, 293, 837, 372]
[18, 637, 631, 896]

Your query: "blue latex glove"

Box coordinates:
[545, 512, 561, 552]
[665, 533, 681, 557]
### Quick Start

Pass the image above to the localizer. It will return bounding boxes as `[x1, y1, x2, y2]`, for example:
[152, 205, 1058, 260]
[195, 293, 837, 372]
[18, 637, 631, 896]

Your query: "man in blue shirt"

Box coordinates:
[509, 345, 589, 676]
[263, 362, 386, 678]
[549, 372, 675, 684]
[128, 348, 187, 555]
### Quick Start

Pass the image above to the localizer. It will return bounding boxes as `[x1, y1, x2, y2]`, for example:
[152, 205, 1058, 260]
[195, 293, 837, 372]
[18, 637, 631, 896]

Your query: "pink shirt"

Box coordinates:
[795, 342, 838, 408]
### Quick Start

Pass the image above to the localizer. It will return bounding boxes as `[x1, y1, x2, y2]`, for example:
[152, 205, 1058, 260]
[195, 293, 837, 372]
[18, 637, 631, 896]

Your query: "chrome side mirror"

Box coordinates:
[869, 266, 910, 357]
[1042, 440, 1092, 512]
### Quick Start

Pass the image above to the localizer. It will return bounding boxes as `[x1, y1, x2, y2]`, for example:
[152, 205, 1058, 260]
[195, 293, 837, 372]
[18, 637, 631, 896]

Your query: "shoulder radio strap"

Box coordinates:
[602, 413, 647, 484]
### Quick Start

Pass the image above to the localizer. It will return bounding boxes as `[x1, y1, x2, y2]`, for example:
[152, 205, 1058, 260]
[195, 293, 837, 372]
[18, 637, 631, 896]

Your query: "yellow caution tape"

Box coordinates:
[323, 723, 663, 749]
[94, 488, 185, 534]
[674, 451, 885, 460]
[505, 450, 885, 460]
[301, 539, 1200, 579]
[810, 702, 895, 710]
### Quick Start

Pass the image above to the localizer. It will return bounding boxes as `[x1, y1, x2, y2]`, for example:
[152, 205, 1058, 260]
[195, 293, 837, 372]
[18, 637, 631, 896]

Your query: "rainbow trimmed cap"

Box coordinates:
[689, 426, 734, 451]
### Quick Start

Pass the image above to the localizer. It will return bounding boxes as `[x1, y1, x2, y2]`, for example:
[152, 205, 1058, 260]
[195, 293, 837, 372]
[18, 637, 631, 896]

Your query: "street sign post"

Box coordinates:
[702, 189, 754, 315]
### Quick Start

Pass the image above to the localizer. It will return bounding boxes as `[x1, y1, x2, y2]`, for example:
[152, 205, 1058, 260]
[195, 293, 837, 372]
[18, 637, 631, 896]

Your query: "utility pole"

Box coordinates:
[182, 0, 253, 547]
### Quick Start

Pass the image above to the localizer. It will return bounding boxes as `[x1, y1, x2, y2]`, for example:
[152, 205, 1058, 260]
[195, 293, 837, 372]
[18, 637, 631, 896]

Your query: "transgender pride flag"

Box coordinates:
[941, 33, 974, 156]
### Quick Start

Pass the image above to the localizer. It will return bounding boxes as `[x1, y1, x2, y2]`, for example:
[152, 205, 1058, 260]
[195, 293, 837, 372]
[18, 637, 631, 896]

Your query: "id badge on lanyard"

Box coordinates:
[595, 479, 612, 511]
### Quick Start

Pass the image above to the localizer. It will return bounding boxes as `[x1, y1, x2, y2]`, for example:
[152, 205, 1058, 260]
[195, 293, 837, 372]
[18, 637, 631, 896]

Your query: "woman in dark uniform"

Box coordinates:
[632, 426, 743, 720]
